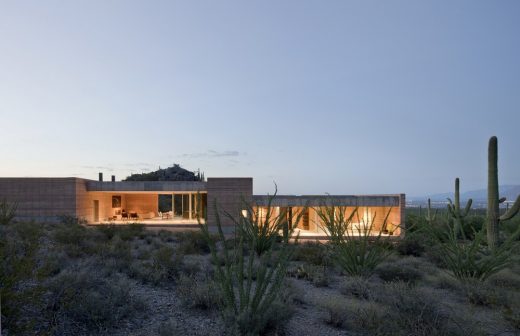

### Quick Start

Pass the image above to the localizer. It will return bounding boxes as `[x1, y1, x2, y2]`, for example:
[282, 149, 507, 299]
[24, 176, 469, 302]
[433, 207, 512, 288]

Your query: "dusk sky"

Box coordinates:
[1, 1, 519, 197]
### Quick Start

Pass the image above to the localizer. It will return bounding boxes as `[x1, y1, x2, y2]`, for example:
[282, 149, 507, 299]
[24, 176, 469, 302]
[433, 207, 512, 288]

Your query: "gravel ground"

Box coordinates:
[113, 282, 224, 336]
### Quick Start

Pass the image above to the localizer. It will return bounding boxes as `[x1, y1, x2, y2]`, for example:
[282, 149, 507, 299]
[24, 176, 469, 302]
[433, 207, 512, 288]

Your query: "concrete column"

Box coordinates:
[189, 193, 192, 220]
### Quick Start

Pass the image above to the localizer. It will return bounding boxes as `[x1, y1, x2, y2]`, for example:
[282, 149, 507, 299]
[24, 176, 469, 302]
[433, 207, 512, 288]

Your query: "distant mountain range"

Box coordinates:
[409, 185, 520, 207]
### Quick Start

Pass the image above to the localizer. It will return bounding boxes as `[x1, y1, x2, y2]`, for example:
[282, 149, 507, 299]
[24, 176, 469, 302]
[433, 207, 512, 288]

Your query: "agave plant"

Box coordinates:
[424, 218, 514, 282]
[316, 203, 393, 277]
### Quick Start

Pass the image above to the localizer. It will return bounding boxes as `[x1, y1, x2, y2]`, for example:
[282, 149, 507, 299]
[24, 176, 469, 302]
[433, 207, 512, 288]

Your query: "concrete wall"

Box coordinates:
[206, 178, 253, 227]
[76, 179, 97, 222]
[0, 178, 80, 222]
[125, 194, 159, 215]
[398, 194, 406, 237]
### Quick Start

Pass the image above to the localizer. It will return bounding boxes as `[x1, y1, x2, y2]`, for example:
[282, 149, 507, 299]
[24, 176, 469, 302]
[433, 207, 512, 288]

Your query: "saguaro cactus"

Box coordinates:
[425, 198, 437, 224]
[487, 136, 520, 249]
[447, 178, 472, 239]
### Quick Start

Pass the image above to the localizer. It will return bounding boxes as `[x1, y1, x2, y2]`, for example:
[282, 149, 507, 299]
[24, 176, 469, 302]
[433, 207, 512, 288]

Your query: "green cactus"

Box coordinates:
[487, 136, 520, 249]
[447, 178, 472, 240]
[425, 198, 437, 223]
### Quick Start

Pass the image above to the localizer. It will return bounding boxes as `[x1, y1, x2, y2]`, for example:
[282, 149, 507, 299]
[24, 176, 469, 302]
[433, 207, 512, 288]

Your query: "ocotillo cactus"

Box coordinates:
[447, 178, 472, 239]
[425, 198, 437, 224]
[487, 136, 520, 249]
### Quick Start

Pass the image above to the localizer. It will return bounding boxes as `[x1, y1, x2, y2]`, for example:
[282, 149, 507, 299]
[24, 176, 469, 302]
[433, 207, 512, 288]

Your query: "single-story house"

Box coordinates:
[0, 175, 405, 237]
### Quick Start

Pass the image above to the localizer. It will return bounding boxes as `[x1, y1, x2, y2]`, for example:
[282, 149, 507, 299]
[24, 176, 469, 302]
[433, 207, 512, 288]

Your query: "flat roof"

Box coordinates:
[252, 194, 402, 207]
[86, 181, 207, 193]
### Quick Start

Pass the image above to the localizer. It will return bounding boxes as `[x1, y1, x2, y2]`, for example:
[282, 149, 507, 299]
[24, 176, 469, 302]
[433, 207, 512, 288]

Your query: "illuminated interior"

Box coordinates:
[252, 206, 401, 236]
[89, 191, 207, 224]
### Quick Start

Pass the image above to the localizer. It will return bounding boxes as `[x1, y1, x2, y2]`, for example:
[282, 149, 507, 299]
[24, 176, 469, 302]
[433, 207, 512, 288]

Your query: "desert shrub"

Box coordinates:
[404, 213, 422, 233]
[136, 245, 152, 260]
[464, 282, 500, 306]
[488, 268, 520, 289]
[180, 258, 202, 276]
[0, 222, 44, 333]
[373, 282, 452, 335]
[287, 264, 308, 279]
[126, 261, 151, 283]
[200, 196, 295, 336]
[45, 269, 146, 334]
[232, 279, 297, 335]
[375, 262, 422, 284]
[14, 220, 45, 241]
[117, 223, 145, 241]
[209, 248, 240, 267]
[502, 217, 520, 241]
[0, 200, 17, 225]
[53, 222, 98, 257]
[143, 234, 155, 245]
[396, 233, 426, 256]
[157, 319, 183, 336]
[340, 276, 374, 300]
[424, 243, 448, 267]
[424, 221, 515, 282]
[317, 205, 393, 277]
[176, 273, 222, 309]
[158, 229, 175, 242]
[432, 273, 461, 291]
[291, 242, 329, 265]
[319, 295, 348, 328]
[346, 301, 389, 335]
[282, 279, 306, 305]
[96, 237, 133, 273]
[462, 215, 484, 240]
[229, 297, 293, 336]
[57, 214, 87, 225]
[126, 245, 182, 285]
[152, 246, 182, 282]
[95, 224, 118, 240]
[37, 251, 68, 278]
[92, 223, 145, 242]
[309, 265, 330, 287]
[287, 264, 330, 287]
[332, 236, 392, 277]
[503, 305, 520, 330]
[53, 222, 88, 245]
[175, 230, 211, 255]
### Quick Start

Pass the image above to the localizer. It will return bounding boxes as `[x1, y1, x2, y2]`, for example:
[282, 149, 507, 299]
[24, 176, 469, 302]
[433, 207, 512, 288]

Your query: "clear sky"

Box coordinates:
[1, 1, 519, 196]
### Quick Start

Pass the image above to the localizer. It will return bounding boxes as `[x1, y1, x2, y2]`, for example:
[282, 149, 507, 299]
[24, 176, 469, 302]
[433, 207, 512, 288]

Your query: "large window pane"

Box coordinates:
[182, 194, 190, 219]
[174, 194, 182, 217]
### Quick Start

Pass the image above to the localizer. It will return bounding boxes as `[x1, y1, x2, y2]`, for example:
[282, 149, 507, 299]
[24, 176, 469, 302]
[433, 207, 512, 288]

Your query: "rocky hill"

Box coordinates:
[123, 164, 204, 182]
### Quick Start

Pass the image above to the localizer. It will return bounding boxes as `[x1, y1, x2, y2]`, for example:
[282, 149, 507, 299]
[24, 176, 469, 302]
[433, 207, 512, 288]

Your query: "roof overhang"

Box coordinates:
[86, 181, 207, 193]
[252, 194, 402, 207]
